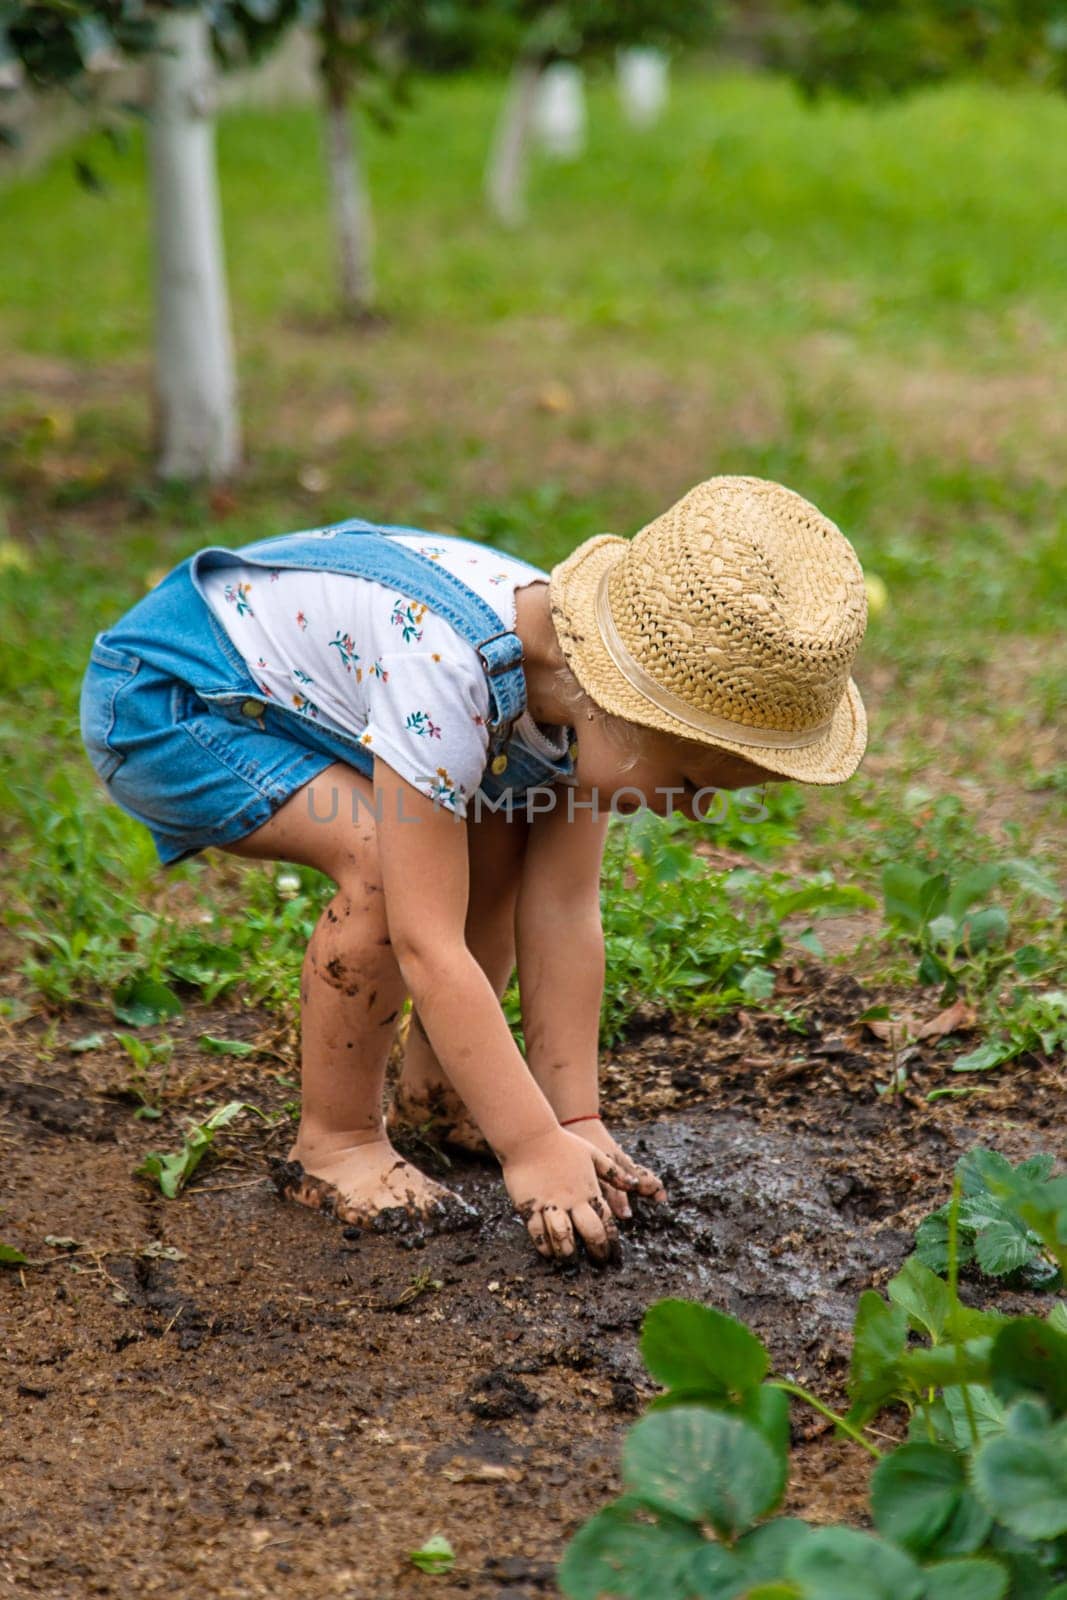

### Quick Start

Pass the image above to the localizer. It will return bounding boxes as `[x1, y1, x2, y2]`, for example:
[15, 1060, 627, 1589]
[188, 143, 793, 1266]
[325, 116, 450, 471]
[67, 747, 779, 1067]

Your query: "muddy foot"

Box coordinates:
[387, 1080, 491, 1157]
[269, 1139, 480, 1236]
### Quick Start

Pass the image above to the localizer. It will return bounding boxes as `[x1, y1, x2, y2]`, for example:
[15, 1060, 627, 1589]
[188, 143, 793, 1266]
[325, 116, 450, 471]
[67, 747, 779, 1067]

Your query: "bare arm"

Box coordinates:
[516, 797, 610, 1122]
[516, 795, 667, 1208]
[373, 758, 631, 1259]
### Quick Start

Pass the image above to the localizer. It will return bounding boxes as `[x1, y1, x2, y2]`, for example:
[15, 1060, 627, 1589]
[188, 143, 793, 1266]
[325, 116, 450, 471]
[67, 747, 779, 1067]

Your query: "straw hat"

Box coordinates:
[547, 476, 868, 785]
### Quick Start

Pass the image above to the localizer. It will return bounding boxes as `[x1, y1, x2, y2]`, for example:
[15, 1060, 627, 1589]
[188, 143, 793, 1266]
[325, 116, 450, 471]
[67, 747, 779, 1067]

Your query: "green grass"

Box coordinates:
[0, 68, 1064, 1076]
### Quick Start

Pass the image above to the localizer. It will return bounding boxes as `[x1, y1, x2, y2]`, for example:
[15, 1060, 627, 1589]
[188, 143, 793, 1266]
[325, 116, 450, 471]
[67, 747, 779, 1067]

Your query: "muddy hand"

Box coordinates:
[503, 1128, 635, 1265]
[576, 1121, 668, 1221]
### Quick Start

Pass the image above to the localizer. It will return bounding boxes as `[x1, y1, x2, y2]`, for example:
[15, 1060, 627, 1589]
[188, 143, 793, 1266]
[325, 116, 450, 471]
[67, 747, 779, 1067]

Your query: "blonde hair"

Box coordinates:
[552, 662, 644, 773]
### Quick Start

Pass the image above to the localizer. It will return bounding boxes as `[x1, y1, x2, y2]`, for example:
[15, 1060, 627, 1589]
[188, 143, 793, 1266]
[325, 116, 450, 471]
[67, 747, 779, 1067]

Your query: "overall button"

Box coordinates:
[241, 698, 265, 718]
[568, 741, 579, 761]
[490, 753, 508, 775]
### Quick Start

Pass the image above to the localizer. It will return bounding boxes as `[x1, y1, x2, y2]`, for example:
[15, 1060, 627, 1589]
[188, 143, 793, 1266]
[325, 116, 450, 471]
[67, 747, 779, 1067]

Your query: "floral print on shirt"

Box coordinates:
[291, 691, 319, 718]
[426, 766, 459, 807]
[329, 631, 359, 673]
[224, 581, 253, 616]
[405, 709, 441, 739]
[391, 598, 426, 643]
[201, 531, 553, 818]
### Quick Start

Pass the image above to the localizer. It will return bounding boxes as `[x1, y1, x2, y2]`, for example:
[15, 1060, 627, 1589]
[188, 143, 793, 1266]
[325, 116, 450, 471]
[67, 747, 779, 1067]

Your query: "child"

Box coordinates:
[80, 476, 867, 1264]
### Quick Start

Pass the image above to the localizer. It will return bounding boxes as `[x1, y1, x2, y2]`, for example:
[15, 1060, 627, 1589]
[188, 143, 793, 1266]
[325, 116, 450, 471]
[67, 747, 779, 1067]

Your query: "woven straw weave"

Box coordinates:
[547, 476, 868, 785]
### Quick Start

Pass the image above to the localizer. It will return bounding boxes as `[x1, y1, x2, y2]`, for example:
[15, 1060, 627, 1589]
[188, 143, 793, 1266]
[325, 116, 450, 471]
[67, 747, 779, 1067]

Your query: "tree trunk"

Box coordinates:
[617, 48, 669, 127]
[148, 8, 240, 481]
[322, 60, 375, 316]
[534, 62, 586, 159]
[485, 58, 543, 227]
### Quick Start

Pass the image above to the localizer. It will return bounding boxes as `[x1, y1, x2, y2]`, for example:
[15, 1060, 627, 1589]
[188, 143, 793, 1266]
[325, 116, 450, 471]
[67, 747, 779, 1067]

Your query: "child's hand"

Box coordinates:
[503, 1128, 635, 1264]
[575, 1119, 667, 1220]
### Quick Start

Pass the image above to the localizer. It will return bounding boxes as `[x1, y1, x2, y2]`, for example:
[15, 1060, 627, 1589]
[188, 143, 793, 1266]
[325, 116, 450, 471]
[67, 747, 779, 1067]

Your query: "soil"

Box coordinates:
[1, 970, 1063, 1600]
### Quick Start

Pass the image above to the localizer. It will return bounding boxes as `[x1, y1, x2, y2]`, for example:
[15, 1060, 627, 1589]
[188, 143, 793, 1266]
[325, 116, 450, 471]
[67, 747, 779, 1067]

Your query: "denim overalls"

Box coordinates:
[79, 517, 576, 866]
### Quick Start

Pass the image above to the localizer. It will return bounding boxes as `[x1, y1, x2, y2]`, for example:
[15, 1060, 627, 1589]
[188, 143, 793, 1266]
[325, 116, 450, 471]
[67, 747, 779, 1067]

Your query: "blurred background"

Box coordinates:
[1, 0, 1064, 1069]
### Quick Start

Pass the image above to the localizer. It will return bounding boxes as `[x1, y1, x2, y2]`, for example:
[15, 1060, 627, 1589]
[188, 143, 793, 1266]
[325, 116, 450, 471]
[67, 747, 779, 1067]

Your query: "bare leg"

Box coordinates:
[389, 804, 529, 1152]
[222, 762, 475, 1227]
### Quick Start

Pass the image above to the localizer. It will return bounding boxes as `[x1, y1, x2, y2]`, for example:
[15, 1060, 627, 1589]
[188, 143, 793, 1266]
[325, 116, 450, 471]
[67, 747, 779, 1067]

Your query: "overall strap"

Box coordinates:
[189, 518, 528, 739]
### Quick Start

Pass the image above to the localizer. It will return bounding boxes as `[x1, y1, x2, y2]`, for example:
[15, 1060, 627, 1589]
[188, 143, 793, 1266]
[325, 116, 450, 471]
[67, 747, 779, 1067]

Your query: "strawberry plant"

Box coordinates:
[559, 1149, 1067, 1600]
[915, 1149, 1065, 1291]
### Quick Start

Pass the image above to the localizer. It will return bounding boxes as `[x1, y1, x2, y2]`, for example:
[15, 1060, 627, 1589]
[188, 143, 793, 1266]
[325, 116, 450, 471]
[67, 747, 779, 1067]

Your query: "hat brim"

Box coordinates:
[548, 533, 868, 787]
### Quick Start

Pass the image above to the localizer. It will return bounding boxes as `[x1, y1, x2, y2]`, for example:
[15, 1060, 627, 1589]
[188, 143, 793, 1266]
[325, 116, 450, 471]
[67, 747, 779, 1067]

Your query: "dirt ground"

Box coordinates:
[2, 970, 1063, 1600]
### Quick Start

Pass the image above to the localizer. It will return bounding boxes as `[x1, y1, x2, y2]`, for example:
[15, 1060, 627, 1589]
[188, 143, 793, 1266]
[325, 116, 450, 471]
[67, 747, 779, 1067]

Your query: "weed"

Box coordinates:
[409, 1535, 455, 1575]
[135, 1100, 260, 1198]
[112, 1030, 174, 1118]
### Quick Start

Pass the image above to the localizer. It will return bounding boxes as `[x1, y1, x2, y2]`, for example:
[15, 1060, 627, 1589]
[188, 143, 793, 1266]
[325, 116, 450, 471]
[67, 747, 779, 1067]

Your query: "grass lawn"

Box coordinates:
[1, 67, 1064, 1076]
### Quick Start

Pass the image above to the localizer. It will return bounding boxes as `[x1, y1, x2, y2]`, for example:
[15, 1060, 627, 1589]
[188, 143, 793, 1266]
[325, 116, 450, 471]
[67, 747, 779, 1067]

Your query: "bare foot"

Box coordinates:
[270, 1136, 479, 1234]
[387, 1079, 490, 1156]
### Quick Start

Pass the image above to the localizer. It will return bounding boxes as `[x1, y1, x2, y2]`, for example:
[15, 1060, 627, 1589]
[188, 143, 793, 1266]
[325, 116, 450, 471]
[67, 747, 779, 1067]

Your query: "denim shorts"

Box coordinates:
[79, 554, 574, 867]
[79, 636, 369, 866]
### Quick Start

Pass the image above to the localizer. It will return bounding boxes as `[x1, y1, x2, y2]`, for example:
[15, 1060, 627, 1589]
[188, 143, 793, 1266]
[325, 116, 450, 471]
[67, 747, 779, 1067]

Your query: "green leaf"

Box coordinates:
[957, 908, 1009, 953]
[952, 1040, 1014, 1074]
[919, 873, 951, 925]
[558, 1499, 709, 1600]
[946, 866, 1003, 921]
[69, 1032, 107, 1053]
[973, 1219, 1036, 1278]
[647, 1383, 790, 1457]
[641, 1299, 769, 1399]
[898, 1338, 993, 1391]
[198, 1034, 256, 1057]
[622, 1408, 786, 1539]
[135, 1101, 249, 1198]
[784, 1527, 925, 1599]
[916, 1209, 975, 1275]
[888, 1256, 953, 1343]
[409, 1533, 455, 1575]
[941, 1385, 1007, 1446]
[735, 1518, 813, 1581]
[1049, 1304, 1067, 1336]
[921, 1557, 1008, 1600]
[0, 1244, 28, 1266]
[112, 974, 183, 1027]
[870, 1444, 990, 1557]
[990, 1318, 1067, 1415]
[883, 863, 927, 930]
[847, 1292, 908, 1424]
[970, 1409, 1067, 1538]
[683, 1542, 757, 1596]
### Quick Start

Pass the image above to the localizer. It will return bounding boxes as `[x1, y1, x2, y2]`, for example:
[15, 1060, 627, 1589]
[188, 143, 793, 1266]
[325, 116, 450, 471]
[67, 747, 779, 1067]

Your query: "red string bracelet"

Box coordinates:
[560, 1113, 602, 1128]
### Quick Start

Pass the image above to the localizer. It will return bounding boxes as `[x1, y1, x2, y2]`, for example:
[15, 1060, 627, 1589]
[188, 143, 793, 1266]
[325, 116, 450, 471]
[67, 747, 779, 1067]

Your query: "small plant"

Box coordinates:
[881, 858, 1062, 993]
[916, 1148, 1065, 1291]
[409, 1534, 455, 1575]
[135, 1101, 260, 1198]
[953, 990, 1067, 1076]
[590, 813, 875, 1046]
[559, 1148, 1067, 1600]
[112, 1030, 174, 1119]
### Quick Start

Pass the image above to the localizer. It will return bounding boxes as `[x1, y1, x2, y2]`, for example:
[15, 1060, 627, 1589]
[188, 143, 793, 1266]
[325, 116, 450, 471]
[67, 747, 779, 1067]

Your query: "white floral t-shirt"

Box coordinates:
[200, 532, 570, 817]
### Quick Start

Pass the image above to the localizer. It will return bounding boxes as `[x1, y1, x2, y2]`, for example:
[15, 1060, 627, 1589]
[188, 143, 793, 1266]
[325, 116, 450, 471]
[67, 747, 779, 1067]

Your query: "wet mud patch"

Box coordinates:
[1, 994, 1061, 1597]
